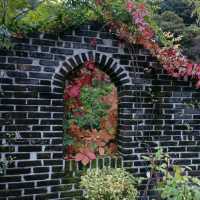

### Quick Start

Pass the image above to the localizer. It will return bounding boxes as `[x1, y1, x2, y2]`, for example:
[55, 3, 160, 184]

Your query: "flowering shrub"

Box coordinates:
[64, 61, 118, 165]
[80, 167, 138, 200]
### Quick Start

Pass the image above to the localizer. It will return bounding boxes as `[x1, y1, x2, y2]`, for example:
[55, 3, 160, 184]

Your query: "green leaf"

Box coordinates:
[63, 134, 74, 147]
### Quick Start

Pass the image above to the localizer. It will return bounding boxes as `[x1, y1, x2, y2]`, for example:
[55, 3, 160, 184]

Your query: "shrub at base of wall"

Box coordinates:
[63, 156, 123, 199]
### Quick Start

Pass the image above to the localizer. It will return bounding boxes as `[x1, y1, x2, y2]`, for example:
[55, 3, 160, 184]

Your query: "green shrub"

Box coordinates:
[80, 167, 138, 200]
[157, 165, 200, 200]
[143, 147, 200, 200]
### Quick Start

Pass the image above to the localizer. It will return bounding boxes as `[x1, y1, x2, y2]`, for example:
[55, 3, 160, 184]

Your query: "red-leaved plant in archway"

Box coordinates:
[63, 61, 118, 165]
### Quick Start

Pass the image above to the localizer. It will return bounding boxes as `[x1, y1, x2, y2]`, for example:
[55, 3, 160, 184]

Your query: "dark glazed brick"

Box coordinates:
[33, 167, 50, 173]
[0, 176, 21, 183]
[0, 56, 6, 63]
[60, 35, 82, 42]
[43, 132, 63, 138]
[27, 32, 41, 38]
[0, 49, 13, 56]
[29, 72, 52, 79]
[30, 52, 53, 59]
[35, 193, 59, 200]
[44, 67, 55, 72]
[32, 39, 55, 46]
[51, 48, 73, 55]
[43, 33, 59, 40]
[39, 60, 59, 66]
[18, 146, 42, 152]
[14, 92, 38, 98]
[15, 78, 39, 85]
[41, 46, 50, 52]
[6, 168, 31, 175]
[16, 64, 41, 71]
[15, 119, 39, 125]
[18, 161, 42, 167]
[24, 188, 47, 195]
[5, 125, 30, 131]
[37, 153, 51, 159]
[32, 126, 50, 131]
[54, 55, 66, 61]
[39, 93, 62, 99]
[41, 119, 62, 125]
[97, 46, 118, 53]
[24, 174, 49, 181]
[37, 180, 60, 187]
[0, 78, 13, 84]
[0, 190, 21, 197]
[16, 106, 38, 111]
[27, 99, 51, 105]
[6, 153, 30, 160]
[1, 99, 26, 105]
[14, 44, 38, 51]
[44, 160, 63, 165]
[8, 57, 32, 64]
[73, 43, 95, 50]
[8, 182, 34, 189]
[28, 112, 51, 118]
[45, 146, 63, 151]
[15, 51, 28, 57]
[7, 71, 27, 78]
[0, 64, 15, 70]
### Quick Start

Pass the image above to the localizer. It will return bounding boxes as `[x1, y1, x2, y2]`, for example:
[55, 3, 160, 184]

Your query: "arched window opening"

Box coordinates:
[63, 60, 118, 165]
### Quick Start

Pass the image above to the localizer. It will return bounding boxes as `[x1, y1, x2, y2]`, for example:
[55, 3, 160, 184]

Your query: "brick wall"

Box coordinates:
[0, 23, 200, 200]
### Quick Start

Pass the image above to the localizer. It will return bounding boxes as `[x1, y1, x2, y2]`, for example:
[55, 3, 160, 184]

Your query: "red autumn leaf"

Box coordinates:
[83, 148, 96, 160]
[187, 63, 193, 76]
[75, 148, 96, 165]
[79, 75, 92, 86]
[66, 84, 80, 99]
[75, 153, 90, 165]
[127, 1, 134, 12]
[84, 60, 95, 71]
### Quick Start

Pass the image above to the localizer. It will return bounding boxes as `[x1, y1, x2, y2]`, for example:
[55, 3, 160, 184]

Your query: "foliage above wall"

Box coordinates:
[0, 0, 200, 88]
[64, 61, 118, 165]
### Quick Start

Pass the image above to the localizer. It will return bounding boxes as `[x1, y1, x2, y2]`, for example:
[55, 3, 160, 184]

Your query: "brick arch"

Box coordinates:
[51, 50, 131, 90]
